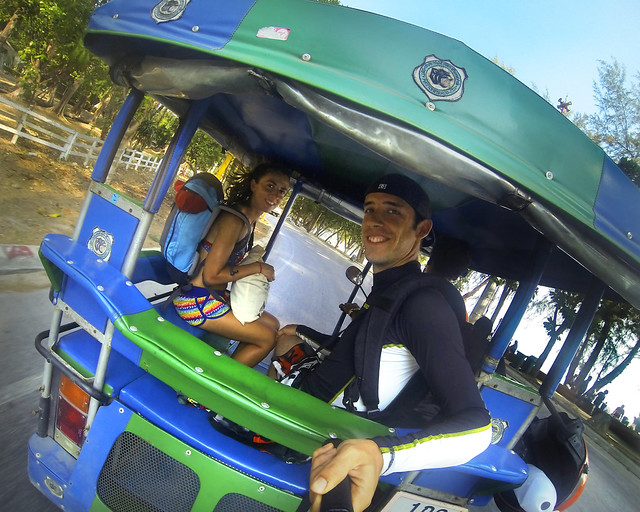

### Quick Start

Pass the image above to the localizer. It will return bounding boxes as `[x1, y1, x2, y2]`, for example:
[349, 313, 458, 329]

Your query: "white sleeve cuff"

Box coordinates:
[380, 448, 395, 476]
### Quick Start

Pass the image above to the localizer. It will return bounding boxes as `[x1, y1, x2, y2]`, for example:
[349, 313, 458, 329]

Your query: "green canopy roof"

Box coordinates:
[85, 0, 640, 307]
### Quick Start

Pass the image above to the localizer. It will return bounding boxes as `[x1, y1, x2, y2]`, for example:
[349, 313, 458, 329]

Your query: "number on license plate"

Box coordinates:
[380, 490, 468, 512]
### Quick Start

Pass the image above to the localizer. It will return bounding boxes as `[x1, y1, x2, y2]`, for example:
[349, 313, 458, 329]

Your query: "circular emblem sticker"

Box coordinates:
[413, 54, 468, 102]
[491, 418, 509, 444]
[151, 0, 192, 23]
[88, 227, 114, 262]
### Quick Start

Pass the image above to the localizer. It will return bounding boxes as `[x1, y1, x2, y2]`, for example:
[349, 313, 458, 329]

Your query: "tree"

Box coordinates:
[592, 337, 640, 392]
[0, 1, 111, 110]
[184, 131, 225, 173]
[618, 157, 640, 185]
[585, 59, 640, 180]
[469, 277, 499, 324]
[490, 57, 515, 76]
[0, 10, 19, 50]
[462, 275, 491, 301]
[573, 302, 618, 390]
[556, 294, 640, 398]
[578, 301, 640, 394]
[532, 290, 580, 374]
[131, 101, 179, 151]
[490, 280, 516, 324]
[288, 196, 364, 260]
[531, 59, 640, 395]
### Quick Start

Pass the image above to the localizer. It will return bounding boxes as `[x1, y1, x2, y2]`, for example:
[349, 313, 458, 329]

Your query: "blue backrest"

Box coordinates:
[55, 185, 143, 333]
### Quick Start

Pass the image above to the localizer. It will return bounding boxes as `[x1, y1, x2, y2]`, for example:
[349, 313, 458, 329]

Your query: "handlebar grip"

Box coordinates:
[318, 438, 354, 512]
[320, 474, 353, 512]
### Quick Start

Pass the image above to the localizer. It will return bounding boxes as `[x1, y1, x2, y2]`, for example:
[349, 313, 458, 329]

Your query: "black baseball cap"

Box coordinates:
[365, 173, 431, 221]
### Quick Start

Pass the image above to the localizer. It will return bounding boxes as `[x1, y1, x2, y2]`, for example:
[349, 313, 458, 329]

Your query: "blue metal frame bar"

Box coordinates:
[91, 89, 144, 183]
[540, 277, 605, 398]
[34, 328, 110, 405]
[330, 260, 372, 342]
[484, 236, 552, 373]
[264, 178, 303, 261]
[144, 98, 211, 213]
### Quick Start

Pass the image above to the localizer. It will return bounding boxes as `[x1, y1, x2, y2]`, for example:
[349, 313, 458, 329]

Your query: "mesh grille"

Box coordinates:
[213, 493, 285, 512]
[97, 431, 200, 512]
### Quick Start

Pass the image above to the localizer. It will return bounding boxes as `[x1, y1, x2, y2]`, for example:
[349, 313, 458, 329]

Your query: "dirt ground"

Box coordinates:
[1, 136, 90, 245]
[0, 135, 174, 248]
[0, 110, 272, 253]
[0, 82, 175, 248]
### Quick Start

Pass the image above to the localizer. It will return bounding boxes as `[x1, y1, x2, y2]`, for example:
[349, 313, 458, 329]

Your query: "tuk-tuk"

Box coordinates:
[28, 1, 640, 511]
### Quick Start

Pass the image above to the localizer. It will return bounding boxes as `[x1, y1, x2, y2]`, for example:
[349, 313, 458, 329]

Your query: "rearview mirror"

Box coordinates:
[345, 266, 363, 285]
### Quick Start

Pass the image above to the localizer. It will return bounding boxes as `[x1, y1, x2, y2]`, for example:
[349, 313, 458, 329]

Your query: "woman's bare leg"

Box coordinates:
[257, 311, 280, 331]
[199, 311, 277, 367]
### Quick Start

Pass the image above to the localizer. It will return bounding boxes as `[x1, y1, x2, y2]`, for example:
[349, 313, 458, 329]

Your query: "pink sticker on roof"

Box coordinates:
[256, 26, 290, 41]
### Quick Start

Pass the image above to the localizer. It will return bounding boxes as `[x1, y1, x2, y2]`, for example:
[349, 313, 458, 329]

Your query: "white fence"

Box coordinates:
[118, 148, 162, 172]
[0, 96, 162, 171]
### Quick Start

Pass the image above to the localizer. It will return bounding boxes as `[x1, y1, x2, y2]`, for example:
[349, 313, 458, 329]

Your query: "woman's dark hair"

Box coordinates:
[225, 162, 290, 206]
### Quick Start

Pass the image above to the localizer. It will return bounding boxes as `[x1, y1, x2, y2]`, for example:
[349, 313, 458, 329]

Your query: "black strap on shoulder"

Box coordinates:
[218, 204, 251, 235]
[196, 203, 252, 282]
[344, 273, 467, 416]
[218, 203, 254, 254]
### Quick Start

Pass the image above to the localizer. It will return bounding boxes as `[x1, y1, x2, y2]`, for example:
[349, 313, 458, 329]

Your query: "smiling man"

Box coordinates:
[272, 174, 491, 512]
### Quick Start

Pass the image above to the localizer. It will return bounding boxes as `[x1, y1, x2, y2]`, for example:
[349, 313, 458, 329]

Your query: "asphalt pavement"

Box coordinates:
[509, 366, 640, 480]
[0, 243, 43, 275]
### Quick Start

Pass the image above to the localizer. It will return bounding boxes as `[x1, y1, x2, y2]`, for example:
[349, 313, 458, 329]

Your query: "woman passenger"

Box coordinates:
[173, 163, 290, 367]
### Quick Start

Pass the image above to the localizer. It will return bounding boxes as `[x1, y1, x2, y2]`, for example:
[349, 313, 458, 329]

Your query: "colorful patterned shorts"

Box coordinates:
[173, 286, 231, 326]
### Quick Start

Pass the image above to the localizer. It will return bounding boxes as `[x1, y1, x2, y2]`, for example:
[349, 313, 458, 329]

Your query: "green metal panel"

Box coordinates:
[90, 413, 303, 511]
[85, 0, 606, 229]
[218, 0, 604, 225]
[114, 310, 390, 456]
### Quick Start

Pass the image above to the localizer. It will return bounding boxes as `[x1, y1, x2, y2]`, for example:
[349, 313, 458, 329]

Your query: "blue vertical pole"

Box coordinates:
[92, 89, 144, 183]
[483, 236, 552, 373]
[144, 98, 210, 213]
[264, 179, 303, 261]
[540, 277, 604, 398]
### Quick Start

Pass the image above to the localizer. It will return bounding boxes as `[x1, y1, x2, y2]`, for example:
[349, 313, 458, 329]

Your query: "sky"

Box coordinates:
[341, 1, 640, 418]
[343, 0, 640, 117]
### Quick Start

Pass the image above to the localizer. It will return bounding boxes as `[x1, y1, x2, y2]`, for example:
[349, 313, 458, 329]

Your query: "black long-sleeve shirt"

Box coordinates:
[298, 261, 491, 474]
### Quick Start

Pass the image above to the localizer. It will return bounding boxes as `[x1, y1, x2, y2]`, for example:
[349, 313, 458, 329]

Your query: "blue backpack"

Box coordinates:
[160, 173, 248, 285]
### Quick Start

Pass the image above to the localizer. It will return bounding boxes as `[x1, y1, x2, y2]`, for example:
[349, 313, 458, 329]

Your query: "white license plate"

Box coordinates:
[380, 490, 468, 512]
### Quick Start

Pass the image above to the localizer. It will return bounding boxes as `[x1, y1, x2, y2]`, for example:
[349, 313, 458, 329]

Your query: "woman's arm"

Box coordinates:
[199, 212, 265, 288]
